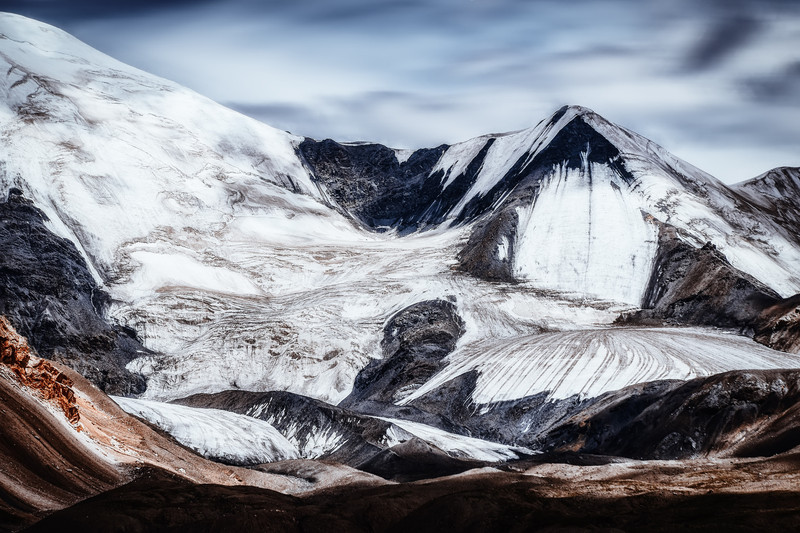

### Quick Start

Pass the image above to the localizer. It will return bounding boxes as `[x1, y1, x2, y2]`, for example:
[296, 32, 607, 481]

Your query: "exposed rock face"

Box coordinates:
[455, 112, 639, 285]
[755, 295, 800, 354]
[457, 209, 518, 282]
[617, 221, 800, 353]
[0, 313, 30, 376]
[621, 222, 780, 329]
[342, 299, 465, 406]
[541, 370, 800, 459]
[175, 389, 493, 481]
[1, 315, 79, 423]
[298, 139, 448, 231]
[175, 390, 387, 465]
[734, 166, 800, 246]
[0, 189, 147, 395]
[407, 377, 591, 449]
[0, 369, 122, 532]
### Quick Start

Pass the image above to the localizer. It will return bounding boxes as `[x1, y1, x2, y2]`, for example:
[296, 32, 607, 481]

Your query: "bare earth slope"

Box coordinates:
[25, 457, 800, 532]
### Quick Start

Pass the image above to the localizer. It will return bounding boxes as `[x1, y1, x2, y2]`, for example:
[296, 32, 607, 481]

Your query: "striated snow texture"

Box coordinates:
[402, 328, 800, 405]
[246, 400, 348, 459]
[513, 162, 658, 304]
[378, 416, 530, 462]
[113, 397, 299, 465]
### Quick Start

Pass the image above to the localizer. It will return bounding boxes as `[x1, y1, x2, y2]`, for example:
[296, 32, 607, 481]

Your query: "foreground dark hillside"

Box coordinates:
[25, 458, 800, 533]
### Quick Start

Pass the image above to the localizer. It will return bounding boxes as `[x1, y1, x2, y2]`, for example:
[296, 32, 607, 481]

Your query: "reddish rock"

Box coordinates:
[0, 316, 80, 423]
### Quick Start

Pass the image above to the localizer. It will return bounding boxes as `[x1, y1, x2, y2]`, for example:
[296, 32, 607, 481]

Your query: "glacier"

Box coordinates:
[1, 12, 799, 415]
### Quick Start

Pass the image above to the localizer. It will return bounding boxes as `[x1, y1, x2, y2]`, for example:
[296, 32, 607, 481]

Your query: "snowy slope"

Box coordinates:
[434, 106, 800, 304]
[513, 162, 658, 304]
[3, 13, 800, 413]
[239, 395, 528, 462]
[377, 417, 530, 462]
[401, 327, 800, 405]
[0, 13, 335, 277]
[113, 397, 299, 464]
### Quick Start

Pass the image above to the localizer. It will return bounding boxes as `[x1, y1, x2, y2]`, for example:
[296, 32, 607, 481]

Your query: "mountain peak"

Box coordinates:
[735, 166, 800, 198]
[550, 103, 596, 119]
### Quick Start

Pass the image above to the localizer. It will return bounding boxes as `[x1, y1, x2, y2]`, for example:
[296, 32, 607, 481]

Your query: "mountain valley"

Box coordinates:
[2, 12, 800, 531]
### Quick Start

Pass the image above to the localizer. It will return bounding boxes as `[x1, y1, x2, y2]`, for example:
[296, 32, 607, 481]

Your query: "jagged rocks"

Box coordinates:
[342, 299, 465, 406]
[754, 295, 800, 354]
[0, 313, 31, 379]
[298, 139, 448, 231]
[175, 390, 388, 465]
[617, 221, 800, 353]
[457, 209, 518, 282]
[734, 166, 800, 246]
[1, 315, 79, 423]
[0, 189, 147, 395]
[619, 222, 780, 328]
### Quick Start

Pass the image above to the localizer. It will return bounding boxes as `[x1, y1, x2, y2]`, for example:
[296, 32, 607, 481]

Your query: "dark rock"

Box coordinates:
[754, 294, 800, 353]
[27, 458, 800, 533]
[354, 437, 485, 482]
[541, 370, 800, 459]
[175, 389, 387, 466]
[734, 166, 800, 246]
[456, 112, 636, 283]
[342, 299, 465, 406]
[175, 389, 484, 480]
[0, 189, 147, 395]
[616, 220, 800, 353]
[298, 139, 449, 232]
[455, 113, 635, 226]
[457, 209, 518, 282]
[618, 221, 780, 330]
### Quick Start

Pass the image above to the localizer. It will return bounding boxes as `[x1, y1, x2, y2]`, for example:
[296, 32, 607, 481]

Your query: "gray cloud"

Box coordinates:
[227, 103, 318, 128]
[744, 62, 800, 103]
[683, 13, 762, 71]
[1, 0, 218, 22]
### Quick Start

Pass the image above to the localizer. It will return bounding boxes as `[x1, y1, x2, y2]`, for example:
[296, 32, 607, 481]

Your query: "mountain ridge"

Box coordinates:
[3, 13, 800, 530]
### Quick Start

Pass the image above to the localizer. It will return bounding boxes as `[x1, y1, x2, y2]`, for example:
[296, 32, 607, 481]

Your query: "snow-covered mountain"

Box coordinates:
[2, 11, 800, 435]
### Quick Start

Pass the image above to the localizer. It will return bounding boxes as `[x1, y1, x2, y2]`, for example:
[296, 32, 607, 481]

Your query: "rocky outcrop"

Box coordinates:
[734, 166, 800, 246]
[457, 209, 518, 282]
[754, 295, 800, 353]
[621, 222, 780, 330]
[456, 111, 638, 284]
[617, 221, 800, 353]
[541, 369, 800, 459]
[298, 139, 449, 232]
[175, 389, 480, 480]
[342, 299, 465, 406]
[1, 315, 79, 423]
[0, 188, 147, 395]
[175, 390, 388, 465]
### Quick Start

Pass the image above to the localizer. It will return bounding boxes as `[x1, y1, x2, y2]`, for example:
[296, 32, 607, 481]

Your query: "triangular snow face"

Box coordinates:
[455, 107, 800, 304]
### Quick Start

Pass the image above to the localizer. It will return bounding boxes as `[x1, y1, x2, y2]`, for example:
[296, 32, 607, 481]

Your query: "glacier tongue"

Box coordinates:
[401, 327, 800, 405]
[112, 396, 299, 465]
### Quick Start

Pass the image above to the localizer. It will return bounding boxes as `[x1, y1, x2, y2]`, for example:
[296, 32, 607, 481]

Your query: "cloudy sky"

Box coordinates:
[5, 0, 800, 182]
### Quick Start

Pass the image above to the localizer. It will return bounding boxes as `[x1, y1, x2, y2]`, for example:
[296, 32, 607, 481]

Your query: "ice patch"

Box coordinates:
[113, 397, 299, 464]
